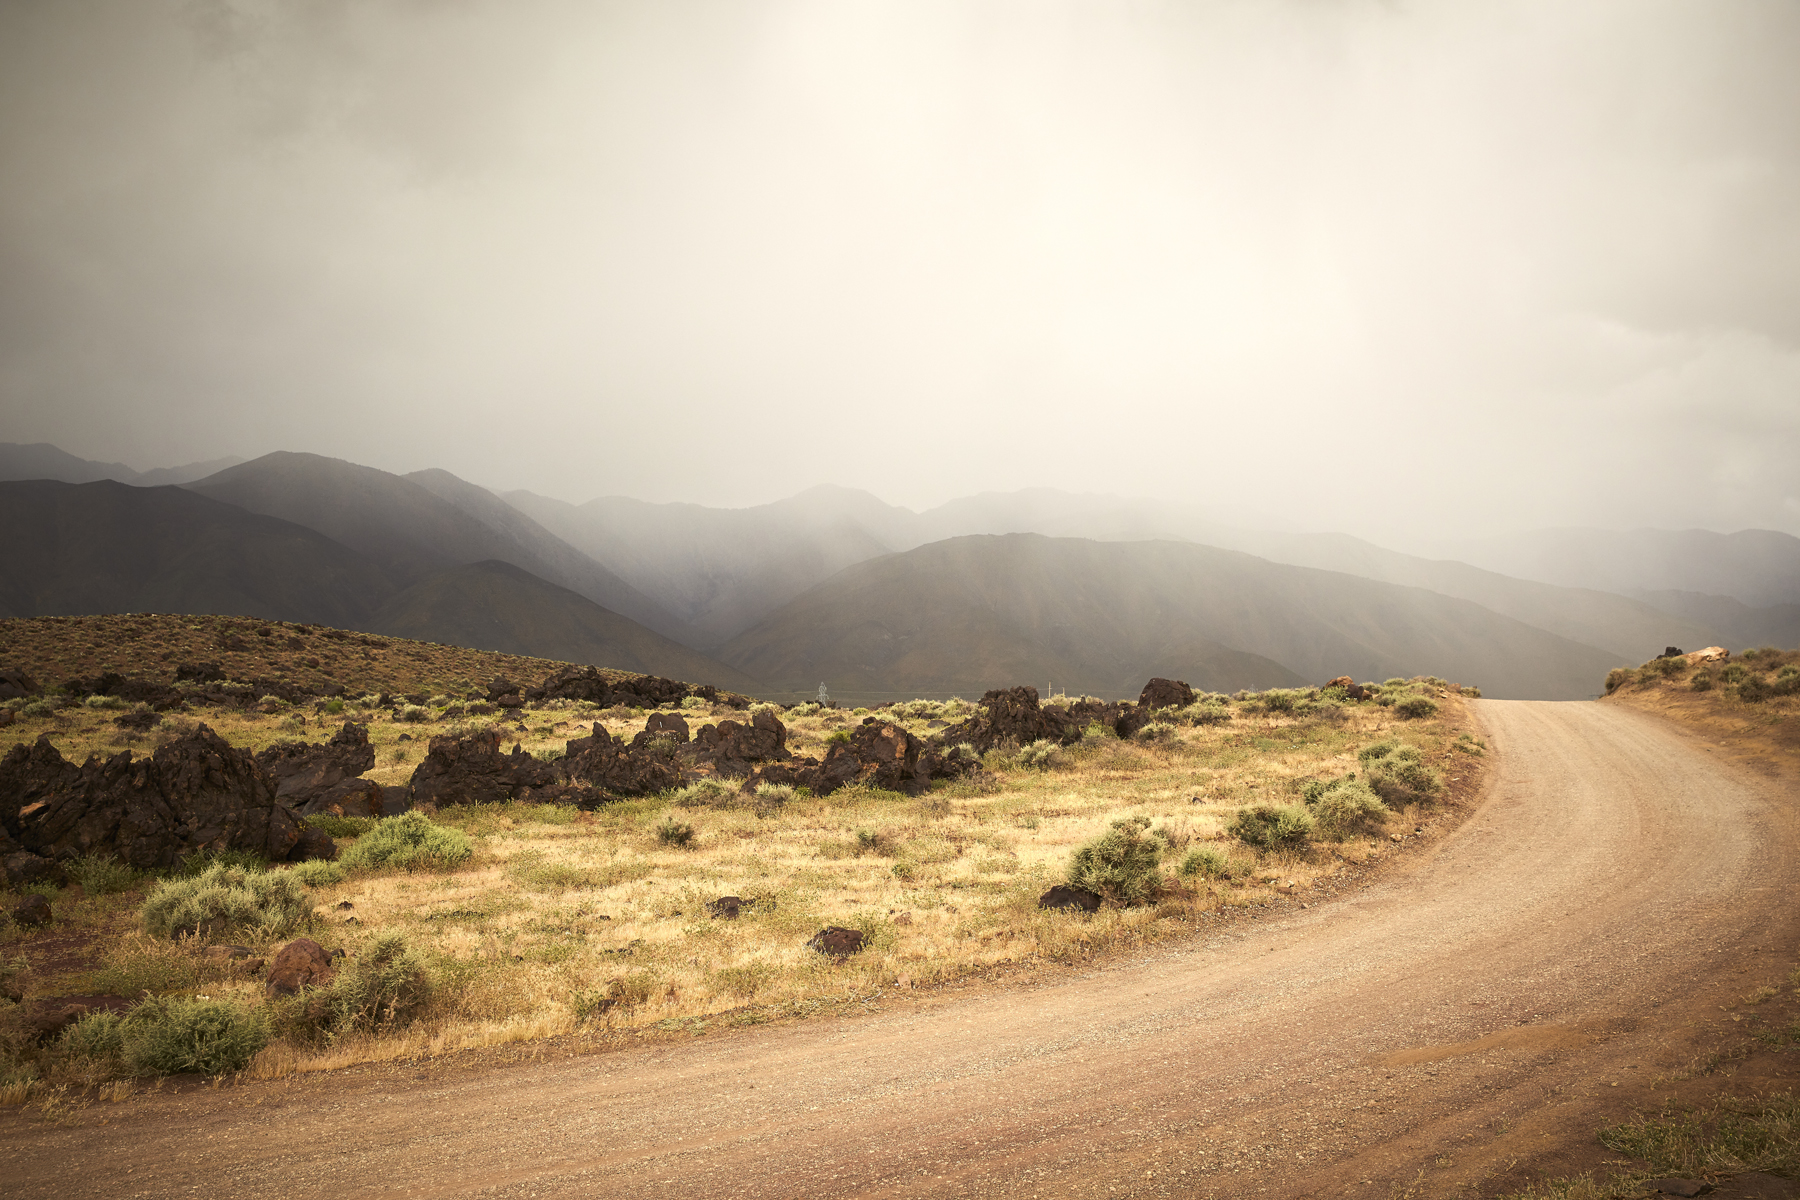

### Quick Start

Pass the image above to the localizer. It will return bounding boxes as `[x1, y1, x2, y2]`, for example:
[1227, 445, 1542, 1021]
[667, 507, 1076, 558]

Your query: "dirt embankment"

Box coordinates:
[4, 698, 1796, 1198]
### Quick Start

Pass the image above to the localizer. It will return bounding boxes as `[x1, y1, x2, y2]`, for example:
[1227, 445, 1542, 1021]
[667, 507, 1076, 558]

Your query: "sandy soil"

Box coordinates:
[5, 698, 1797, 1199]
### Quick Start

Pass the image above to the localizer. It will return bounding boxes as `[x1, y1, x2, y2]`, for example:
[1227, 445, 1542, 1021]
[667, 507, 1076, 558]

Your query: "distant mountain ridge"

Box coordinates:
[0, 442, 245, 487]
[0, 479, 754, 690]
[716, 534, 1624, 702]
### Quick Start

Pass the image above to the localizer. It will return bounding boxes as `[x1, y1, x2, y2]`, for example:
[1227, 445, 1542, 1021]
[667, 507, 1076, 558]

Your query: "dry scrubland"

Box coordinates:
[0, 616, 1483, 1097]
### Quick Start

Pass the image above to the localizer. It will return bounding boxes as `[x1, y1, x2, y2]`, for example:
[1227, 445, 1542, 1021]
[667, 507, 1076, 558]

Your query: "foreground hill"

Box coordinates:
[368, 560, 760, 692]
[0, 481, 755, 688]
[187, 452, 698, 644]
[0, 480, 394, 628]
[719, 534, 1623, 700]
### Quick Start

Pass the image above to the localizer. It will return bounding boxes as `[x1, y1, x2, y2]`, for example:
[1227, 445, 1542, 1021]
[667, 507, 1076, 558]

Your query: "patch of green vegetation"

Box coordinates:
[139, 863, 311, 940]
[339, 812, 473, 872]
[1066, 816, 1165, 906]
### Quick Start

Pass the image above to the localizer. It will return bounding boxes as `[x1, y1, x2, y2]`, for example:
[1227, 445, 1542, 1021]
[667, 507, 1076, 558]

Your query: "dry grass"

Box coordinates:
[0, 678, 1482, 1086]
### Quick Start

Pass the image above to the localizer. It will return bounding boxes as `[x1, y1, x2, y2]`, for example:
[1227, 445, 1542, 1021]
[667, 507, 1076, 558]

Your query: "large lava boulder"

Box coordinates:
[526, 665, 613, 704]
[255, 721, 376, 809]
[688, 710, 789, 778]
[811, 719, 927, 796]
[407, 728, 560, 808]
[939, 686, 1088, 753]
[0, 726, 303, 869]
[0, 667, 40, 701]
[1138, 678, 1196, 711]
[558, 725, 683, 796]
[632, 711, 692, 746]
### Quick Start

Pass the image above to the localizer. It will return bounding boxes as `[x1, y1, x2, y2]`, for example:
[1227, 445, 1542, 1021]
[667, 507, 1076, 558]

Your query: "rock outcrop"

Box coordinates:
[255, 722, 377, 811]
[688, 710, 789, 778]
[939, 686, 1095, 752]
[559, 726, 683, 797]
[0, 726, 303, 870]
[0, 667, 40, 701]
[266, 938, 335, 997]
[806, 926, 866, 958]
[407, 728, 560, 808]
[1137, 678, 1196, 711]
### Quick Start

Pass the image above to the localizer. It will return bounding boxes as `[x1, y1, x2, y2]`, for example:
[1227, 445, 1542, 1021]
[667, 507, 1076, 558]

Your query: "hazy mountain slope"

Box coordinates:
[719, 534, 1623, 701]
[0, 480, 392, 627]
[187, 452, 696, 644]
[368, 561, 760, 692]
[1625, 590, 1800, 651]
[1440, 528, 1800, 609]
[0, 442, 139, 484]
[131, 455, 246, 486]
[1204, 530, 1716, 662]
[506, 485, 909, 646]
[402, 468, 701, 645]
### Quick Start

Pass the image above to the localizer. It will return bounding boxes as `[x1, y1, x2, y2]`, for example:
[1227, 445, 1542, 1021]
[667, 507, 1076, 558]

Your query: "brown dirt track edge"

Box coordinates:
[3, 697, 1797, 1199]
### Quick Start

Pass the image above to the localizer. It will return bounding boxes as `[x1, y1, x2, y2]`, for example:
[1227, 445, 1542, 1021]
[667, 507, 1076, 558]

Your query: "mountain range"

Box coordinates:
[2, 441, 1795, 701]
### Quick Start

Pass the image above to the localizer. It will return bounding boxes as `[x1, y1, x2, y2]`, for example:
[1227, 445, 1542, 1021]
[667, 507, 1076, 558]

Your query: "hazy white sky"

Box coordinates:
[2, 0, 1797, 544]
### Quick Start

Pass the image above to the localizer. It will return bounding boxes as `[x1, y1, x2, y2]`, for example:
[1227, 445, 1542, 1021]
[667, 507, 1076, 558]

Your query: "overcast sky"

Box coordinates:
[2, 0, 1796, 546]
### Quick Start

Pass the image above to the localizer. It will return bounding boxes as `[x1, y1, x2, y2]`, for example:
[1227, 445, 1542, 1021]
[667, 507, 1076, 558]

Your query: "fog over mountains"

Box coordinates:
[2, 443, 1795, 702]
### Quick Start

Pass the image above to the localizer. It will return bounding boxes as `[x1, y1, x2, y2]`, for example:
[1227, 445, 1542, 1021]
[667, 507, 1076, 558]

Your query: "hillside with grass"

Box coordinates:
[719, 533, 1623, 701]
[367, 561, 759, 693]
[1601, 644, 1800, 776]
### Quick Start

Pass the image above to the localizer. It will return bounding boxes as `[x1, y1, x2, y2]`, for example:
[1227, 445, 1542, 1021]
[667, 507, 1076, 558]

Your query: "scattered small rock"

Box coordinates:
[266, 937, 335, 997]
[708, 896, 743, 920]
[11, 894, 52, 928]
[337, 900, 354, 910]
[806, 926, 866, 958]
[1036, 885, 1102, 913]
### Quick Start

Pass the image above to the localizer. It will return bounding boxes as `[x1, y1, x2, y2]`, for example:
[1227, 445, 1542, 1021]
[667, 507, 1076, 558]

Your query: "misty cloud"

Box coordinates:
[2, 0, 1796, 545]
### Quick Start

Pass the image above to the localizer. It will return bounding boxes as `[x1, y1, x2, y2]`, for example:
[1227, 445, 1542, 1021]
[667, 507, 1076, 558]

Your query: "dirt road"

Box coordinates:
[7, 699, 1797, 1198]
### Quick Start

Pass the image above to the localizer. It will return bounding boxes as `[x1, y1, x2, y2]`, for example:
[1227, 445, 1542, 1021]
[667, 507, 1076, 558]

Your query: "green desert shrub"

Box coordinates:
[120, 996, 269, 1076]
[1738, 674, 1772, 703]
[1358, 740, 1442, 808]
[1177, 701, 1232, 726]
[20, 699, 56, 718]
[1227, 804, 1313, 851]
[1604, 667, 1636, 693]
[65, 854, 141, 896]
[1391, 693, 1438, 719]
[1066, 817, 1166, 906]
[304, 813, 377, 839]
[293, 932, 431, 1040]
[1720, 663, 1747, 684]
[173, 848, 268, 877]
[672, 779, 739, 808]
[1134, 721, 1176, 743]
[1017, 739, 1060, 769]
[338, 812, 472, 872]
[1259, 689, 1298, 713]
[83, 694, 127, 710]
[395, 704, 433, 724]
[656, 816, 696, 848]
[1691, 670, 1714, 692]
[139, 864, 311, 941]
[679, 696, 709, 710]
[1304, 777, 1390, 839]
[1178, 846, 1230, 879]
[288, 859, 346, 887]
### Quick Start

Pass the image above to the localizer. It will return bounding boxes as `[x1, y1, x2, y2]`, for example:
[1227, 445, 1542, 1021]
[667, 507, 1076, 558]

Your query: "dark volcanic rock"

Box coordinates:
[11, 893, 53, 927]
[1138, 678, 1196, 711]
[256, 721, 376, 809]
[265, 938, 335, 997]
[708, 896, 744, 919]
[408, 728, 559, 808]
[0, 727, 303, 869]
[939, 686, 1087, 753]
[806, 926, 866, 958]
[688, 710, 788, 778]
[812, 720, 926, 795]
[285, 826, 338, 862]
[634, 711, 692, 746]
[558, 726, 683, 797]
[526, 665, 610, 704]
[22, 994, 133, 1040]
[1324, 675, 1371, 701]
[296, 776, 404, 819]
[1037, 885, 1103, 912]
[3, 846, 65, 888]
[0, 667, 40, 700]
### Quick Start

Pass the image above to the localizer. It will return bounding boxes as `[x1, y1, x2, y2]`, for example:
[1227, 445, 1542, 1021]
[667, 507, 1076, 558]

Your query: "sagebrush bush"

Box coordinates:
[83, 694, 127, 710]
[1692, 671, 1714, 692]
[679, 696, 708, 710]
[1604, 667, 1635, 693]
[672, 779, 739, 808]
[1358, 741, 1442, 808]
[1177, 702, 1232, 726]
[1135, 721, 1176, 743]
[174, 848, 268, 877]
[338, 812, 472, 872]
[1178, 846, 1229, 878]
[117, 996, 269, 1075]
[656, 817, 696, 848]
[1066, 817, 1165, 906]
[140, 864, 311, 940]
[285, 932, 431, 1042]
[1227, 804, 1313, 851]
[396, 704, 432, 723]
[1259, 690, 1298, 713]
[1018, 739, 1060, 769]
[1305, 777, 1389, 839]
[65, 854, 140, 896]
[289, 859, 346, 887]
[1391, 694, 1438, 719]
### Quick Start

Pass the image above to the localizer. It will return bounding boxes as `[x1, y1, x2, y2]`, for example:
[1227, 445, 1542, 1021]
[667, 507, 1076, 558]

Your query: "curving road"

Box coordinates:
[7, 700, 1797, 1198]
